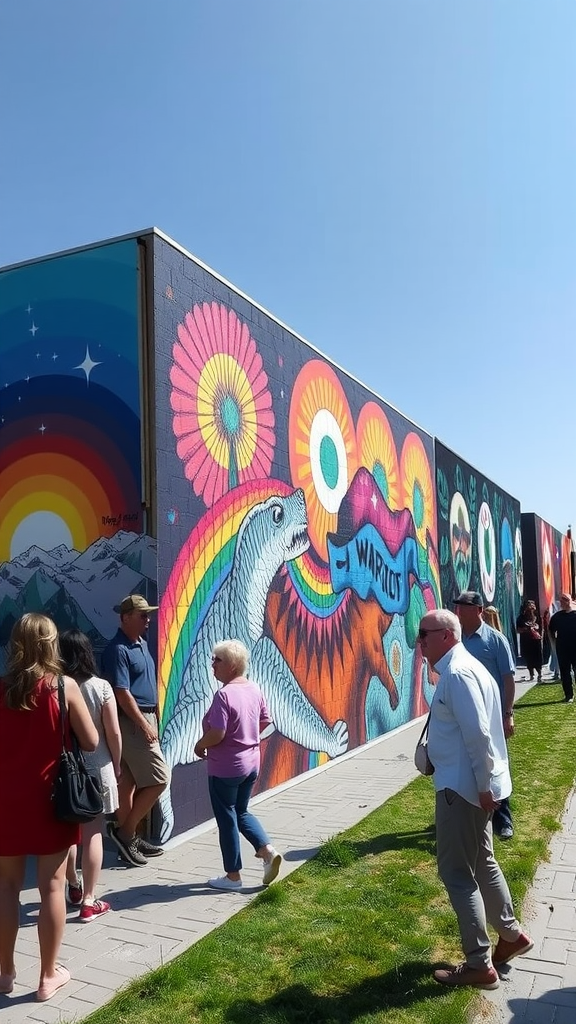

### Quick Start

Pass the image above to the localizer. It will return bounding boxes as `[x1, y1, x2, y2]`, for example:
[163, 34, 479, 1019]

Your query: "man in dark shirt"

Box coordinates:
[548, 594, 576, 703]
[102, 594, 170, 865]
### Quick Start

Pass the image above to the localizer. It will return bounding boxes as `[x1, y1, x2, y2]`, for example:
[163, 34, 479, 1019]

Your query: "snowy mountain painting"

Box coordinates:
[0, 530, 157, 672]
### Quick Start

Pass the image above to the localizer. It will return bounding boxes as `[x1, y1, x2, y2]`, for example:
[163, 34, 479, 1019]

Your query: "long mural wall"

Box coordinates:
[154, 236, 440, 839]
[521, 512, 572, 617]
[0, 240, 157, 669]
[1, 230, 572, 839]
[435, 442, 523, 657]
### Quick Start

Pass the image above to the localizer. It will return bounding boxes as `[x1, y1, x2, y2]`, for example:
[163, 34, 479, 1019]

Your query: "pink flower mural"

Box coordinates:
[170, 302, 275, 506]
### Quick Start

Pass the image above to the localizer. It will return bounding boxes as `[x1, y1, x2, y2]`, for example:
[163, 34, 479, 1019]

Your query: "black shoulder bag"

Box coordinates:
[52, 676, 103, 823]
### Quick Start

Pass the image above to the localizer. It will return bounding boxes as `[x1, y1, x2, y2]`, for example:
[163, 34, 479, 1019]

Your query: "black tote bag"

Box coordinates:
[52, 676, 103, 824]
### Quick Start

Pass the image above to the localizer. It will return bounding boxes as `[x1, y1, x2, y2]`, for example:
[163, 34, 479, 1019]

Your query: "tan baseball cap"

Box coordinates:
[113, 594, 159, 615]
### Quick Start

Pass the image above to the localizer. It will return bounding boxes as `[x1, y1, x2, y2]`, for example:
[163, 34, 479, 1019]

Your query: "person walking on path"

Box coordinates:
[453, 591, 517, 840]
[516, 599, 543, 683]
[60, 629, 123, 923]
[194, 639, 282, 891]
[102, 595, 170, 866]
[0, 614, 98, 1002]
[548, 593, 576, 703]
[418, 609, 533, 991]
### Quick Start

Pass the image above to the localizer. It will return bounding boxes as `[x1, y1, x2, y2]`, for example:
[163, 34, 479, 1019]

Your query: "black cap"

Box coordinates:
[453, 590, 483, 607]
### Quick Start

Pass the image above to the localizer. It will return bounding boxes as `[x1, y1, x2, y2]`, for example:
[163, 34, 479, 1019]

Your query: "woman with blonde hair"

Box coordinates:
[483, 606, 503, 632]
[0, 613, 98, 1002]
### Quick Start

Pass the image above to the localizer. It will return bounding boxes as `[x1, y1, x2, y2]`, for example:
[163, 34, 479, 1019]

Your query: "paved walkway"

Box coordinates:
[1, 672, 574, 1024]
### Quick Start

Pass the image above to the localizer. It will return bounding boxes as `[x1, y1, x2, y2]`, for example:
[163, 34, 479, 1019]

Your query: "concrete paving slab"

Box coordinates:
[1, 671, 574, 1024]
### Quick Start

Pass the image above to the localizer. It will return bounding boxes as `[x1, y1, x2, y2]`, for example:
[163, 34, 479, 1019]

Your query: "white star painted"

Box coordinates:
[26, 304, 32, 315]
[36, 352, 40, 358]
[52, 352, 58, 361]
[75, 346, 102, 383]
[29, 322, 38, 336]
[25, 376, 30, 382]
[39, 424, 46, 434]
[371, 491, 378, 509]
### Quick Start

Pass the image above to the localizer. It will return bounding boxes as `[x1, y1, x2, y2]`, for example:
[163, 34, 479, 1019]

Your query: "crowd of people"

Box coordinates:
[0, 597, 280, 1002]
[0, 586, 574, 1001]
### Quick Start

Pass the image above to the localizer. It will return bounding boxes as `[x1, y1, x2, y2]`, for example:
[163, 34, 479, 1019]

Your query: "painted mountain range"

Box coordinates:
[0, 531, 157, 671]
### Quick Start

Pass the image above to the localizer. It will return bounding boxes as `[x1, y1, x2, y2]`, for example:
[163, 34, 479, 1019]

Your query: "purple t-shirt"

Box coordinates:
[203, 678, 272, 778]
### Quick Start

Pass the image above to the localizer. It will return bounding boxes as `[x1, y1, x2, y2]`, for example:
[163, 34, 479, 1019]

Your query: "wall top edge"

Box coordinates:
[0, 228, 157, 273]
[152, 230, 435, 441]
[0, 225, 435, 442]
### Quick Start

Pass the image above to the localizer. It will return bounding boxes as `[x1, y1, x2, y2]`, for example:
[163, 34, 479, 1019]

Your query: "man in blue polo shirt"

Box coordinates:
[454, 591, 516, 840]
[102, 594, 170, 866]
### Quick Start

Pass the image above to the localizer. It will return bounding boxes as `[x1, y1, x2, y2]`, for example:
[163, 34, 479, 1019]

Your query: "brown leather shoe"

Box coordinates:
[434, 963, 499, 990]
[493, 931, 534, 966]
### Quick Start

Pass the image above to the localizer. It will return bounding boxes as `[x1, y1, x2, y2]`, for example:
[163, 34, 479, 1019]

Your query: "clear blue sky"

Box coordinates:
[1, 1, 574, 532]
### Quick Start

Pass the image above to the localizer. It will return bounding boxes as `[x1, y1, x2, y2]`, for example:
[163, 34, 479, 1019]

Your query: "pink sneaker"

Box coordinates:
[78, 900, 111, 923]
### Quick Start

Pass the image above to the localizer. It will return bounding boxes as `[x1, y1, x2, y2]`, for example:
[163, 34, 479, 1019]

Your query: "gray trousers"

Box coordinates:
[436, 788, 520, 968]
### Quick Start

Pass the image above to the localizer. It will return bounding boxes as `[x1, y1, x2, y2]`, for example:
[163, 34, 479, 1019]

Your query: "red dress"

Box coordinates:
[0, 677, 80, 855]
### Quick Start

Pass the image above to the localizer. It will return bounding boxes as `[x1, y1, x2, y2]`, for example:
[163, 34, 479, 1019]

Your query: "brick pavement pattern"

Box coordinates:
[1, 672, 574, 1024]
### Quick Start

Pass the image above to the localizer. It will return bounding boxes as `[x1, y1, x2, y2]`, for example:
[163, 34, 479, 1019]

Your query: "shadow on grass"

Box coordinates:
[313, 826, 436, 870]
[513, 699, 566, 710]
[224, 962, 445, 1024]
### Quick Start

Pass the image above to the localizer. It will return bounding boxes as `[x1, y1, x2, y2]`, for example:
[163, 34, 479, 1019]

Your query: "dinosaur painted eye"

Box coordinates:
[271, 504, 284, 525]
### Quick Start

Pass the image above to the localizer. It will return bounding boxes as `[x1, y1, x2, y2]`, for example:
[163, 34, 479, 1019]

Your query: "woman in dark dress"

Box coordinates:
[516, 599, 543, 683]
[0, 614, 97, 1002]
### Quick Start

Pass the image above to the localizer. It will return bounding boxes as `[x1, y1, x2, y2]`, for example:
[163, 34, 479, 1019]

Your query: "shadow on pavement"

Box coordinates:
[507, 988, 576, 1021]
[283, 847, 320, 861]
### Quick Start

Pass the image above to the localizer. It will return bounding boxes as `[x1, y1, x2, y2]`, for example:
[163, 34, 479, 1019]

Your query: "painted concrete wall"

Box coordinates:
[2, 229, 573, 841]
[153, 235, 440, 839]
[521, 512, 572, 617]
[0, 240, 157, 668]
[435, 441, 523, 657]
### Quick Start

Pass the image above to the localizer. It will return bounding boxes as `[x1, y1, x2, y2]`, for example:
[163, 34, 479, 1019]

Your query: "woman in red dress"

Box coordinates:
[0, 613, 98, 1002]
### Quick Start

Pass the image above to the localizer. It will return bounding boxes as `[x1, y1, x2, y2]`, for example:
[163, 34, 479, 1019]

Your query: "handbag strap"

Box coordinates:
[417, 712, 431, 745]
[56, 675, 67, 753]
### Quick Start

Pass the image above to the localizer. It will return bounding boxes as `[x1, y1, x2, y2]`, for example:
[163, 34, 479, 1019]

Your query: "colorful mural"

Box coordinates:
[154, 237, 439, 839]
[435, 442, 523, 656]
[521, 512, 573, 618]
[0, 240, 155, 665]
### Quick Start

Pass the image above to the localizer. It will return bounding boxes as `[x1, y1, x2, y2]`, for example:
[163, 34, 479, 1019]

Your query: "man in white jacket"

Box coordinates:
[418, 609, 533, 990]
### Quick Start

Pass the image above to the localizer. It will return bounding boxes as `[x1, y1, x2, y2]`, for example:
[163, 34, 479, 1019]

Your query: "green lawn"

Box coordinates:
[83, 685, 576, 1024]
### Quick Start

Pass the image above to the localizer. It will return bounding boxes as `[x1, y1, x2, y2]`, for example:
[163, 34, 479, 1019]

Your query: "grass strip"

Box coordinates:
[83, 684, 576, 1024]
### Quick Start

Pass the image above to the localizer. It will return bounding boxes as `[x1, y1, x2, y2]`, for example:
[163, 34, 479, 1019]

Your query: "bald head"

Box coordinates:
[418, 609, 461, 666]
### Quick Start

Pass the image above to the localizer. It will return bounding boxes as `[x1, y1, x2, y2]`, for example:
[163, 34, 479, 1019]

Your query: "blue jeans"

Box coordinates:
[493, 796, 513, 836]
[208, 771, 270, 873]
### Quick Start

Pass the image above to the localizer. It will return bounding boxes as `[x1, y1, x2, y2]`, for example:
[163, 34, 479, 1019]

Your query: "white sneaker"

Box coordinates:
[262, 848, 282, 885]
[208, 875, 242, 891]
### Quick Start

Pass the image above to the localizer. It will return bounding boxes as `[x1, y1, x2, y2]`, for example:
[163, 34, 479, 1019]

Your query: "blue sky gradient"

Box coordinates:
[1, 0, 574, 530]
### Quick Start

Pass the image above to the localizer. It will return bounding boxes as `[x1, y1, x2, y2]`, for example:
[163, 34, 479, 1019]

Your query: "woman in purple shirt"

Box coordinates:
[194, 639, 282, 891]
